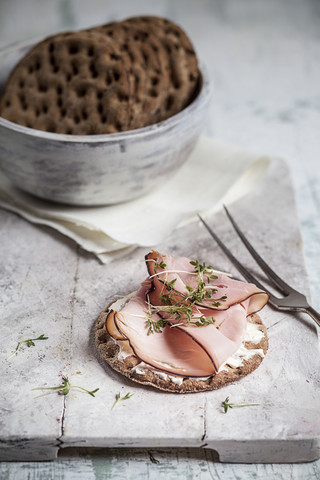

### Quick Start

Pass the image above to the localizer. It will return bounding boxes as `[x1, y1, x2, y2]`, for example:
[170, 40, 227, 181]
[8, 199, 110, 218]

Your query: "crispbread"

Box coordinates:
[91, 21, 171, 128]
[94, 309, 268, 394]
[126, 15, 200, 119]
[0, 30, 132, 134]
[0, 16, 200, 134]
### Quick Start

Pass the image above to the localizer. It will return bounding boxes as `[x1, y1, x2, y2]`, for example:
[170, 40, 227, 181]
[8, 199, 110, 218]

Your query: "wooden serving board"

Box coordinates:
[0, 158, 319, 463]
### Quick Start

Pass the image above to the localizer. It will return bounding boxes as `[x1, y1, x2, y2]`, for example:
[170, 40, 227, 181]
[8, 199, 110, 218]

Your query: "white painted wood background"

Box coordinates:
[1, 0, 320, 478]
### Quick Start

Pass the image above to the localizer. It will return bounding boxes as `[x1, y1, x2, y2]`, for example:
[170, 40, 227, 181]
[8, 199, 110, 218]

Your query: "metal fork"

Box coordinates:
[198, 208, 320, 327]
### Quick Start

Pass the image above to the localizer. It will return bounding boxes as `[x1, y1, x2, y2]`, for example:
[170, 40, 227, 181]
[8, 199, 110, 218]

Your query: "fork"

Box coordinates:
[198, 207, 320, 327]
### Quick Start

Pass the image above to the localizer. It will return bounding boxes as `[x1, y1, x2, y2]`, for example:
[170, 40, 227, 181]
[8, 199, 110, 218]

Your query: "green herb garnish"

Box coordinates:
[33, 376, 99, 397]
[222, 396, 261, 413]
[112, 391, 134, 409]
[7, 334, 48, 360]
[145, 257, 228, 333]
[148, 450, 160, 464]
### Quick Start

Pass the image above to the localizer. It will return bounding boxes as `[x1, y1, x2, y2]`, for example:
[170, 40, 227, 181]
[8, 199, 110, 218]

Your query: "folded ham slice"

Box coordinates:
[146, 250, 269, 315]
[105, 251, 269, 378]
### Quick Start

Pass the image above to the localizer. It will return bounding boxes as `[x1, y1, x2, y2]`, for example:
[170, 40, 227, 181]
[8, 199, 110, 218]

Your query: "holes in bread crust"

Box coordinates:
[170, 67, 181, 90]
[115, 120, 123, 131]
[113, 70, 120, 81]
[38, 83, 48, 93]
[148, 88, 158, 98]
[76, 85, 87, 98]
[165, 94, 175, 111]
[72, 62, 79, 75]
[118, 92, 129, 102]
[105, 68, 121, 86]
[106, 72, 112, 86]
[142, 52, 149, 65]
[19, 93, 28, 110]
[50, 54, 59, 73]
[110, 53, 121, 61]
[68, 44, 79, 55]
[90, 61, 98, 78]
[165, 27, 180, 39]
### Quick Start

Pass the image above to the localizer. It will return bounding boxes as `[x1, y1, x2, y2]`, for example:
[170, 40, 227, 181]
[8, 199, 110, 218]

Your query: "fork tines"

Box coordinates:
[197, 207, 313, 315]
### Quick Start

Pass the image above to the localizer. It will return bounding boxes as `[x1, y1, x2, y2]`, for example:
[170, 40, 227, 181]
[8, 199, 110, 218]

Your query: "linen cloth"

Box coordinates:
[0, 137, 270, 262]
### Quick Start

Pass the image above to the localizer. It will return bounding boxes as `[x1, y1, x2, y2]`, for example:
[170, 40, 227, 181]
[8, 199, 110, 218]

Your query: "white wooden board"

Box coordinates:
[0, 158, 319, 463]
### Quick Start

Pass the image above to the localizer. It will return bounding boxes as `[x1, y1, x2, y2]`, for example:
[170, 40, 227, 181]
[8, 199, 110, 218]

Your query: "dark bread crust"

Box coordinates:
[126, 16, 200, 119]
[0, 30, 132, 135]
[90, 21, 171, 128]
[94, 308, 269, 394]
[0, 16, 200, 135]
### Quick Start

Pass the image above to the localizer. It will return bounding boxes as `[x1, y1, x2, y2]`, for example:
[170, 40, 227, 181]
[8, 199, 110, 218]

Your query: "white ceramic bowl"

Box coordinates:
[0, 38, 212, 206]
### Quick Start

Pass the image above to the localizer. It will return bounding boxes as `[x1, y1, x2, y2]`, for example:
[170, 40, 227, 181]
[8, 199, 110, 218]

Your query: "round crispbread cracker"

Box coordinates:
[94, 308, 269, 394]
[90, 20, 171, 128]
[0, 30, 133, 135]
[0, 17, 200, 134]
[126, 15, 200, 120]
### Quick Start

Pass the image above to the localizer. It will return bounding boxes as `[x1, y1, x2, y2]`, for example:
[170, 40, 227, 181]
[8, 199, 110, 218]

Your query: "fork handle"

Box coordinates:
[305, 306, 320, 328]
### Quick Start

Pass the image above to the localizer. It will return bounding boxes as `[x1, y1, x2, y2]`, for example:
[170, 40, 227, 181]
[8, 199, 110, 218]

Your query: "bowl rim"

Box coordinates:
[0, 52, 212, 144]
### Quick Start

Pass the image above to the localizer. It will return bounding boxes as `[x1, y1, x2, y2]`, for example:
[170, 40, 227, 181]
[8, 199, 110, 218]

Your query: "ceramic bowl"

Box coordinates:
[0, 38, 212, 206]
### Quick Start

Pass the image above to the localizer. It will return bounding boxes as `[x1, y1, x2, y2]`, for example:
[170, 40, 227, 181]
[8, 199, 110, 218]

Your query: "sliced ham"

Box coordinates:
[105, 250, 269, 378]
[113, 283, 216, 376]
[146, 250, 269, 315]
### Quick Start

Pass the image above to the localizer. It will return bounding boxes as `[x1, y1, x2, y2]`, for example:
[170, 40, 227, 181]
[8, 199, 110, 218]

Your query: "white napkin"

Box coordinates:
[0, 137, 270, 262]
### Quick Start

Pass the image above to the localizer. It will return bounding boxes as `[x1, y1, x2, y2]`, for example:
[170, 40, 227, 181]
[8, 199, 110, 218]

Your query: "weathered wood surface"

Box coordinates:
[1, 0, 320, 477]
[0, 157, 319, 463]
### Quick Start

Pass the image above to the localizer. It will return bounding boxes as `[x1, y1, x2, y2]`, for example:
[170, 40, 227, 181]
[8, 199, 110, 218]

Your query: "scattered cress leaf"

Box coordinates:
[112, 391, 134, 409]
[7, 334, 48, 360]
[33, 376, 99, 397]
[222, 396, 261, 413]
[148, 450, 160, 464]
